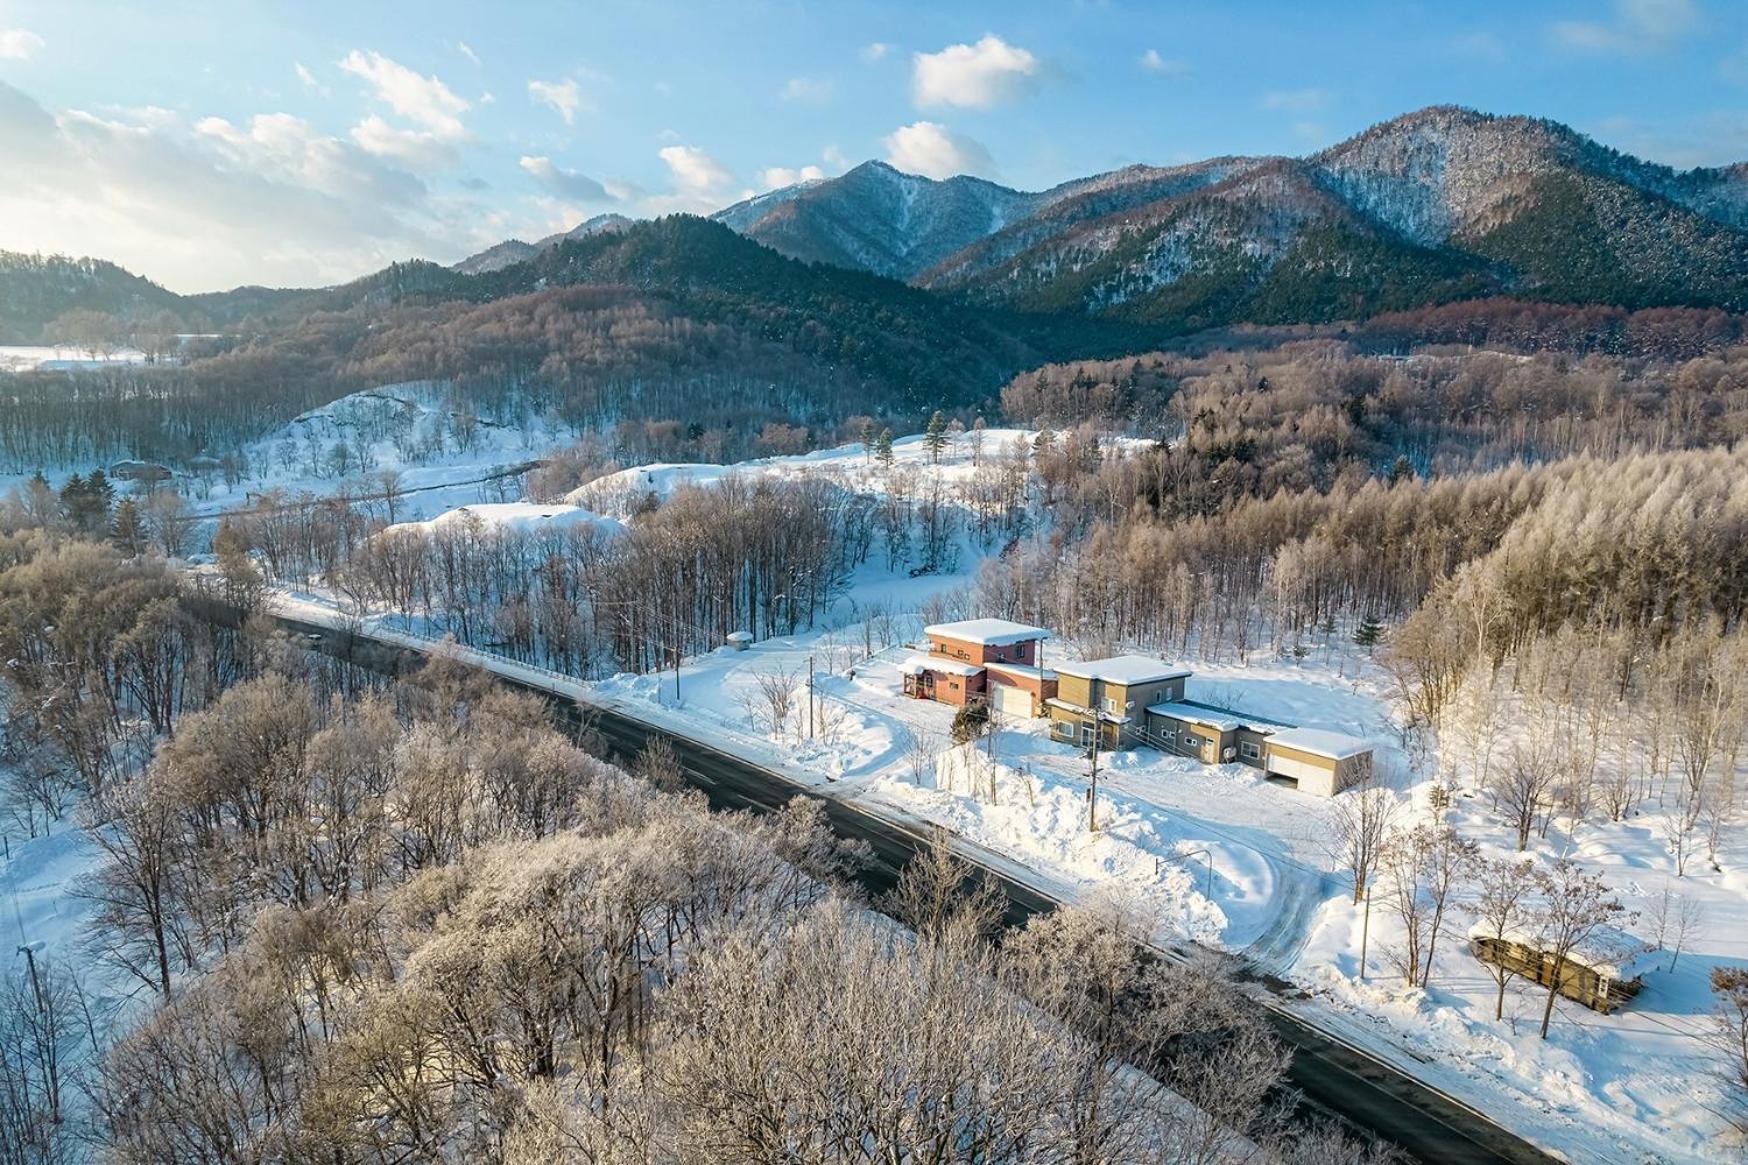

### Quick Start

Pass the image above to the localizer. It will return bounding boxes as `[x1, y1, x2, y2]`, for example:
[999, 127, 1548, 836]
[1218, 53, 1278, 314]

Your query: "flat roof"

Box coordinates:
[1055, 654, 1191, 686]
[1268, 727, 1371, 760]
[985, 661, 1057, 681]
[904, 654, 983, 678]
[1146, 701, 1242, 732]
[923, 618, 1050, 646]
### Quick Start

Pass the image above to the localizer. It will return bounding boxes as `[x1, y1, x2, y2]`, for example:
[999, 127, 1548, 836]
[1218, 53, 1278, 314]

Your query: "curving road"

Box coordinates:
[210, 601, 1561, 1165]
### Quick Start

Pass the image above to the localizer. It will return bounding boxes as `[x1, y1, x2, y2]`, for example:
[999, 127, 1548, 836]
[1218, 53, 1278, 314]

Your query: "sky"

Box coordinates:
[0, 0, 1743, 293]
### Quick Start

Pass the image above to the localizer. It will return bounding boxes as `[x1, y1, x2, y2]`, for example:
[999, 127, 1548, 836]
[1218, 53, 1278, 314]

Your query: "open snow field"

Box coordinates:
[0, 345, 151, 372]
[0, 380, 565, 517]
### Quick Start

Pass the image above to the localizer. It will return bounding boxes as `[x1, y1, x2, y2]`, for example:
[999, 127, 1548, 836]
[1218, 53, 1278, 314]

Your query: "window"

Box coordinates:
[1054, 720, 1073, 738]
[1102, 696, 1119, 714]
[1241, 741, 1261, 760]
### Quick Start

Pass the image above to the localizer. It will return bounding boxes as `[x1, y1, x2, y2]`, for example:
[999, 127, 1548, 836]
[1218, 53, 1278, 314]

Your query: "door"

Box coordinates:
[992, 683, 1033, 719]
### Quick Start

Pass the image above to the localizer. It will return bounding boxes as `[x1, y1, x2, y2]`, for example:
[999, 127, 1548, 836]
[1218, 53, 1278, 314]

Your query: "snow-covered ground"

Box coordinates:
[0, 380, 568, 517]
[17, 405, 1737, 1162]
[0, 344, 151, 371]
[279, 564, 1748, 1163]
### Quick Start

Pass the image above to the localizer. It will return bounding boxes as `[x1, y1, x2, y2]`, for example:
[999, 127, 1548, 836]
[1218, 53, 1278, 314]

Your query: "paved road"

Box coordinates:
[232, 605, 1561, 1165]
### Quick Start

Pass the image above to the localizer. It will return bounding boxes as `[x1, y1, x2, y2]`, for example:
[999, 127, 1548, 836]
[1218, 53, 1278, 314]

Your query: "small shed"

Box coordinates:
[1467, 923, 1658, 1014]
[725, 630, 754, 652]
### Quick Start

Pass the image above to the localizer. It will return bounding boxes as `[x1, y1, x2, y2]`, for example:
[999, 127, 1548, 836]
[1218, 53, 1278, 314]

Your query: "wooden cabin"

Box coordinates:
[1468, 924, 1657, 1014]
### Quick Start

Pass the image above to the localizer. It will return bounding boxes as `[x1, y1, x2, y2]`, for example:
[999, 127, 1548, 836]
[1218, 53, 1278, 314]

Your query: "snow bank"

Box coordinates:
[382, 502, 625, 539]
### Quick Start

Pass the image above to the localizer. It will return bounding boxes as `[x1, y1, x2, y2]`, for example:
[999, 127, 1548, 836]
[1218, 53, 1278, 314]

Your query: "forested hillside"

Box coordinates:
[0, 219, 1151, 470]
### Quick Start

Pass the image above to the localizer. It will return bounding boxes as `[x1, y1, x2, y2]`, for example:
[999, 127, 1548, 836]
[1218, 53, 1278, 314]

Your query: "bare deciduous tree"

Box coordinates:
[1533, 858, 1627, 1039]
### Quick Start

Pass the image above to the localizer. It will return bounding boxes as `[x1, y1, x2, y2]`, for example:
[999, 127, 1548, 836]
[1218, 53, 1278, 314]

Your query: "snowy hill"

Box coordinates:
[723, 106, 1748, 323]
[452, 213, 634, 274]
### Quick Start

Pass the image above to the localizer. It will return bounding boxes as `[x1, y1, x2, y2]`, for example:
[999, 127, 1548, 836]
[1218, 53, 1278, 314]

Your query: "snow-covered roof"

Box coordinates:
[1267, 727, 1371, 760]
[985, 662, 1057, 681]
[1468, 922, 1660, 980]
[1147, 701, 1242, 732]
[904, 654, 984, 678]
[1055, 655, 1190, 686]
[725, 631, 754, 643]
[923, 618, 1050, 646]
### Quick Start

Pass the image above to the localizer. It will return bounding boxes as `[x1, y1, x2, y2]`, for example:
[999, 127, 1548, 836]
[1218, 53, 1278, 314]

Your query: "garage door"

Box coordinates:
[1266, 751, 1335, 795]
[991, 684, 1033, 719]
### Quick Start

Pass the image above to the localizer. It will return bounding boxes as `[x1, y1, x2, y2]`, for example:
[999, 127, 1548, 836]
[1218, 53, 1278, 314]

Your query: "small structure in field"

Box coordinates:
[109, 459, 173, 484]
[725, 630, 753, 652]
[1467, 923, 1657, 1014]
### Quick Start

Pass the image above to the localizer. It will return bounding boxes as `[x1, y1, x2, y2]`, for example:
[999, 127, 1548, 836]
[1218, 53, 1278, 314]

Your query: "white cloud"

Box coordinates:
[519, 154, 610, 202]
[861, 42, 891, 62]
[294, 62, 318, 88]
[348, 113, 459, 169]
[882, 120, 998, 180]
[759, 164, 826, 189]
[457, 41, 480, 65]
[912, 34, 1040, 109]
[1552, 0, 1698, 53]
[1138, 49, 1188, 76]
[0, 79, 486, 292]
[338, 49, 469, 139]
[528, 77, 589, 124]
[647, 144, 748, 213]
[0, 28, 44, 60]
[659, 144, 733, 193]
[780, 76, 833, 103]
[822, 144, 849, 170]
[1260, 87, 1330, 113]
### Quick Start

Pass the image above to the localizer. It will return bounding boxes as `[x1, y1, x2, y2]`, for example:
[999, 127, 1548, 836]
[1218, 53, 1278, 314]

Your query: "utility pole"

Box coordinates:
[1359, 876, 1373, 982]
[1087, 699, 1101, 833]
[807, 654, 815, 739]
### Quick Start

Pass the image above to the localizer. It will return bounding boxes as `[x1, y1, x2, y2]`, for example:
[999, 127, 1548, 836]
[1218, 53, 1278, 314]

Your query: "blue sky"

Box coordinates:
[0, 0, 1742, 291]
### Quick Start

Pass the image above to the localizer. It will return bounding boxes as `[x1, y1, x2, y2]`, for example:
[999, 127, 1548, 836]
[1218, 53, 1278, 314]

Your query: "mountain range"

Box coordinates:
[3, 106, 1745, 345]
[715, 106, 1748, 325]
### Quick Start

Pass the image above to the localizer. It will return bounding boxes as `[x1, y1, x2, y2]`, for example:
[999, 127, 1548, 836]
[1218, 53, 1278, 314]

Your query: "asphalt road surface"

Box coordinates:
[231, 604, 1563, 1165]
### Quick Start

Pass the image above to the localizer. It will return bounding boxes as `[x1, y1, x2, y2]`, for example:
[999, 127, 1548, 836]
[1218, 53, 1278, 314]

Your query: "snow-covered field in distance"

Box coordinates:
[0, 344, 151, 371]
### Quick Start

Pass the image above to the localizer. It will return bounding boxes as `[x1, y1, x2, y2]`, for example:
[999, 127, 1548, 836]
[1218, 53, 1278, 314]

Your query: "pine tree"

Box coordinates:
[859, 418, 876, 462]
[1353, 614, 1384, 654]
[1388, 454, 1415, 484]
[875, 427, 894, 468]
[112, 496, 145, 557]
[923, 411, 948, 464]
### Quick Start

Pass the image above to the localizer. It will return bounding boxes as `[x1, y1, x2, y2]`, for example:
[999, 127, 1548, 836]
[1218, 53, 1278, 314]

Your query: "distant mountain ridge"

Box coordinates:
[453, 213, 633, 275]
[715, 106, 1748, 323]
[4, 106, 1744, 346]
